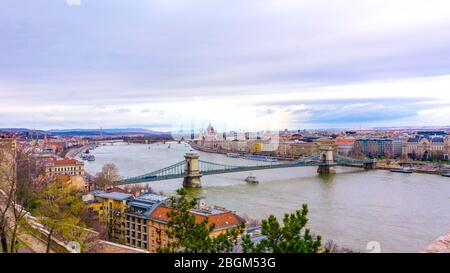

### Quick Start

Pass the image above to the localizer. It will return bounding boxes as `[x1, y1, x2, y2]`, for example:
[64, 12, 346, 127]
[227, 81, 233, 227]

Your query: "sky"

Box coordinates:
[1, 0, 450, 131]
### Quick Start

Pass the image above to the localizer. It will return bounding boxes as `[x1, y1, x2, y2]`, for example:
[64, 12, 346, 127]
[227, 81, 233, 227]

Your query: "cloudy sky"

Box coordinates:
[1, 0, 450, 131]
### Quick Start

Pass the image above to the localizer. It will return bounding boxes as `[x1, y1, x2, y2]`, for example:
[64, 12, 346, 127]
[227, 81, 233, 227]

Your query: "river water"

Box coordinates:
[84, 142, 450, 252]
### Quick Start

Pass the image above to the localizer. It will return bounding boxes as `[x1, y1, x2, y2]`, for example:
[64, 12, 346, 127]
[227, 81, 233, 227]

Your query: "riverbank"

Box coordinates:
[191, 145, 450, 176]
[65, 144, 96, 159]
[190, 144, 297, 161]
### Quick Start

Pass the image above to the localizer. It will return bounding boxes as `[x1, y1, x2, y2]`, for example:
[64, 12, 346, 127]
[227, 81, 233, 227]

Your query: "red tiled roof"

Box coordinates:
[48, 158, 80, 165]
[334, 139, 355, 145]
[106, 187, 128, 194]
[149, 207, 242, 229]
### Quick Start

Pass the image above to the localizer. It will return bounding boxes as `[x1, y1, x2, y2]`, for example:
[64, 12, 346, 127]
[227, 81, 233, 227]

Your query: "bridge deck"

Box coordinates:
[120, 154, 372, 184]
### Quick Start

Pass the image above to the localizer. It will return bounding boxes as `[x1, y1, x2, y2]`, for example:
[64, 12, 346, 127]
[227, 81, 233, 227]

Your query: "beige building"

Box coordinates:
[45, 158, 85, 176]
[402, 136, 449, 160]
[276, 141, 320, 158]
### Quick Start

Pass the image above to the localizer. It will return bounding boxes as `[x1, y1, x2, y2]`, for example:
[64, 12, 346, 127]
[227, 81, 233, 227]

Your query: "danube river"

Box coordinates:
[84, 142, 450, 253]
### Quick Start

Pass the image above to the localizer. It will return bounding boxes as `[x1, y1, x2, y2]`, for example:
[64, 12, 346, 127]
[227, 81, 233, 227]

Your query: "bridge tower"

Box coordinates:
[183, 153, 202, 188]
[363, 159, 377, 170]
[317, 141, 337, 174]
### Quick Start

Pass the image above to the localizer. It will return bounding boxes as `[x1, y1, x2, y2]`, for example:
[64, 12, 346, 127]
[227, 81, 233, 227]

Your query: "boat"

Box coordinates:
[243, 154, 277, 162]
[442, 173, 450, 177]
[226, 153, 240, 158]
[245, 173, 259, 184]
[390, 167, 413, 173]
[81, 154, 95, 161]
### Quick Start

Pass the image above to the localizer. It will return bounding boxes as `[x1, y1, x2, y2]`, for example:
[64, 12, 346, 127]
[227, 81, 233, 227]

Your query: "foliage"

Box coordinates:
[34, 178, 90, 252]
[242, 204, 322, 253]
[158, 188, 244, 253]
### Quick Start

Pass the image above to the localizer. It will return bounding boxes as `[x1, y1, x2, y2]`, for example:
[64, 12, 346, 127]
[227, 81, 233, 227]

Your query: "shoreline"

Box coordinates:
[191, 144, 450, 176]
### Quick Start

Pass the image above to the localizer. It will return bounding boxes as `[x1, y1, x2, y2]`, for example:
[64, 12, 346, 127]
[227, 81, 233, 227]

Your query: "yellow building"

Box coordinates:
[251, 141, 263, 153]
[91, 192, 133, 242]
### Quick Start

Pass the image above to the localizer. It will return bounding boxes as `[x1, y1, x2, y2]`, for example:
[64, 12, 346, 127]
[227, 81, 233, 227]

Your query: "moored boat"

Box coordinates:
[442, 173, 450, 177]
[243, 154, 277, 162]
[245, 173, 259, 184]
[390, 167, 413, 173]
[81, 154, 95, 161]
[226, 153, 240, 158]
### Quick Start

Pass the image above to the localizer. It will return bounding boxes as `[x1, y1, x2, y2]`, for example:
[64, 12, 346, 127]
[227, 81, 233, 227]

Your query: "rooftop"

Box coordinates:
[95, 192, 133, 201]
[47, 158, 82, 166]
[149, 207, 243, 229]
[106, 187, 128, 194]
[334, 139, 355, 145]
[136, 193, 169, 202]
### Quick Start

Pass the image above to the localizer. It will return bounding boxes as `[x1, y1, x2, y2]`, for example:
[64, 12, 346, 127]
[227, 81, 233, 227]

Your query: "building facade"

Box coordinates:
[333, 138, 355, 156]
[353, 138, 393, 158]
[124, 195, 244, 253]
[91, 192, 133, 242]
[402, 136, 449, 160]
[45, 158, 85, 176]
[124, 194, 169, 250]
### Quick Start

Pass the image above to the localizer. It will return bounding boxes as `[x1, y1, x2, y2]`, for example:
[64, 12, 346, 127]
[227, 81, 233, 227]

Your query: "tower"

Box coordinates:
[317, 141, 337, 174]
[183, 153, 202, 188]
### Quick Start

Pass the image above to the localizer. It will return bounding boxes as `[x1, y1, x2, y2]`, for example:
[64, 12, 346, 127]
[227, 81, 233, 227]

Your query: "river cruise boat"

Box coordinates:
[243, 154, 278, 162]
[80, 154, 95, 161]
[442, 173, 450, 177]
[226, 153, 240, 158]
[245, 174, 259, 184]
[390, 167, 413, 173]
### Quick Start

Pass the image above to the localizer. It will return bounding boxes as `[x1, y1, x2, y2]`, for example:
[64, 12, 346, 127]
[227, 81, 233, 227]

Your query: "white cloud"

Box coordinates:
[1, 1, 450, 129]
[66, 0, 81, 6]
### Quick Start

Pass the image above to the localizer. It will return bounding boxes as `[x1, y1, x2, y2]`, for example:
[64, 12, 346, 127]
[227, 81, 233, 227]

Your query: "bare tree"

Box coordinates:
[0, 139, 17, 252]
[8, 145, 35, 252]
[94, 164, 122, 190]
[123, 184, 153, 196]
[323, 240, 360, 253]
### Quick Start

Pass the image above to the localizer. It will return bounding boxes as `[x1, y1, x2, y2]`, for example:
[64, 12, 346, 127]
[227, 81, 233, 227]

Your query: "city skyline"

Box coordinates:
[1, 0, 450, 130]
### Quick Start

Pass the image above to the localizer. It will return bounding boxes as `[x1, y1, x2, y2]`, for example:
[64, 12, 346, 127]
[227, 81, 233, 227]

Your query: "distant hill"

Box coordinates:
[0, 128, 171, 137]
[47, 128, 170, 136]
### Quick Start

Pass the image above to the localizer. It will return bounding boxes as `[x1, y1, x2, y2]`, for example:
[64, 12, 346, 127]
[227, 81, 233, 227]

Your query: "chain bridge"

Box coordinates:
[119, 145, 375, 187]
